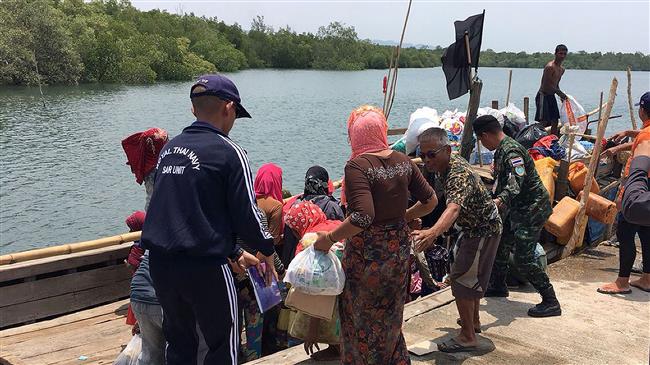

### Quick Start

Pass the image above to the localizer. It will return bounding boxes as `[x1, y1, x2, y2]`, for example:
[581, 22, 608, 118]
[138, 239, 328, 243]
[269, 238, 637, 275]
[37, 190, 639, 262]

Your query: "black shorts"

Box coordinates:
[534, 91, 560, 123]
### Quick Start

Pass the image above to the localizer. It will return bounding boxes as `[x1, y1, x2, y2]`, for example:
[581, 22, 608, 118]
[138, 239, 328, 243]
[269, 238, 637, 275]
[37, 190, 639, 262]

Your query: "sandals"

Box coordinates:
[597, 287, 632, 295]
[438, 337, 477, 353]
[456, 318, 481, 333]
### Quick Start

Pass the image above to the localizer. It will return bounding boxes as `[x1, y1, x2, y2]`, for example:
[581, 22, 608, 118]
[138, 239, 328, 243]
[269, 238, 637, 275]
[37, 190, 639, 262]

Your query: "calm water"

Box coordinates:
[1, 67, 648, 252]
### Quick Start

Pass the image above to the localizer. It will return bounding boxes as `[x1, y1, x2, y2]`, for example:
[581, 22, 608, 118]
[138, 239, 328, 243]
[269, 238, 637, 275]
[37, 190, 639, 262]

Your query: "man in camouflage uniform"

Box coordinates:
[473, 115, 561, 317]
[412, 127, 502, 352]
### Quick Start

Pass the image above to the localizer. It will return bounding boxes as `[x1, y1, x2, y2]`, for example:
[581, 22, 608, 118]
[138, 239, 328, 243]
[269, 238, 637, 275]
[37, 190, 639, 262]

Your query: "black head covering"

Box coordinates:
[304, 165, 330, 196]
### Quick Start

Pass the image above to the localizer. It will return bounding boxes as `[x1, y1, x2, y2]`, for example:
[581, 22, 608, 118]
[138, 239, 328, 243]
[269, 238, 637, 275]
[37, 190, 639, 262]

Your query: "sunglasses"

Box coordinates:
[418, 145, 447, 160]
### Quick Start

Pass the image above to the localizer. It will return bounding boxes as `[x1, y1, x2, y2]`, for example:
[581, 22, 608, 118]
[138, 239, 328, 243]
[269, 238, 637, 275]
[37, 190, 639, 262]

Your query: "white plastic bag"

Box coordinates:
[405, 107, 440, 155]
[284, 245, 345, 296]
[558, 95, 587, 136]
[559, 133, 588, 161]
[113, 334, 142, 365]
[499, 103, 527, 130]
[477, 107, 505, 124]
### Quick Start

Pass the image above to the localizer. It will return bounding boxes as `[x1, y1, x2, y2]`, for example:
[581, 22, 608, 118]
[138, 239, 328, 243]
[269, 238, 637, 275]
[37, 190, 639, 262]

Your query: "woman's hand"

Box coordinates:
[313, 231, 333, 252]
[303, 317, 321, 356]
[411, 228, 438, 252]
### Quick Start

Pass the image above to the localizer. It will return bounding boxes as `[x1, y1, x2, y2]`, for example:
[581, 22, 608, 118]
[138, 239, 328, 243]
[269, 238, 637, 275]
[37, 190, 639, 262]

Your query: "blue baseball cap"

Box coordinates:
[190, 74, 251, 119]
[635, 91, 650, 112]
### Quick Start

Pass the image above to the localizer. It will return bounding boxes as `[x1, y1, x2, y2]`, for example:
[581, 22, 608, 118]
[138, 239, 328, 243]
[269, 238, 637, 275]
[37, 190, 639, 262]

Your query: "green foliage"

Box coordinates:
[1, 0, 82, 85]
[2, 0, 649, 86]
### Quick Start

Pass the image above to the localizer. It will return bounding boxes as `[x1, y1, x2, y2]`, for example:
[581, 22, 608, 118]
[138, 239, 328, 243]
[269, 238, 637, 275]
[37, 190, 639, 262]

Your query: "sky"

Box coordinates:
[131, 0, 650, 54]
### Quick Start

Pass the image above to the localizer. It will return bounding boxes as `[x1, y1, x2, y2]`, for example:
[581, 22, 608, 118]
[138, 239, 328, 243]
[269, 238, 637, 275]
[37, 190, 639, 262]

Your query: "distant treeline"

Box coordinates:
[1, 0, 649, 86]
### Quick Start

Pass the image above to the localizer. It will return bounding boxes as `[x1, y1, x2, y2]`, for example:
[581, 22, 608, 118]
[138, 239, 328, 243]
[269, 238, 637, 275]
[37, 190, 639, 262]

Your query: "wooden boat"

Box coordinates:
[0, 97, 625, 363]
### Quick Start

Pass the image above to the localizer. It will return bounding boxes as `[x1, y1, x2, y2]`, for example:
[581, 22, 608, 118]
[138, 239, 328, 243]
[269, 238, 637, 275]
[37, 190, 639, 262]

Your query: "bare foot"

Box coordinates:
[454, 334, 478, 348]
[630, 278, 650, 292]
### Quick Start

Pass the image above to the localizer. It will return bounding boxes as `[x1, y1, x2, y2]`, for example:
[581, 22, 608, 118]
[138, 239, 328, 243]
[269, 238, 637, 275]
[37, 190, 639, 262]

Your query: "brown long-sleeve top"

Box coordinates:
[257, 197, 283, 244]
[344, 152, 434, 228]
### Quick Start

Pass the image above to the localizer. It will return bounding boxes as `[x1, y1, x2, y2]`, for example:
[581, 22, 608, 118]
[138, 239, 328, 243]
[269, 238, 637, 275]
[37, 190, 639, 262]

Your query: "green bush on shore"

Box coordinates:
[1, 0, 648, 86]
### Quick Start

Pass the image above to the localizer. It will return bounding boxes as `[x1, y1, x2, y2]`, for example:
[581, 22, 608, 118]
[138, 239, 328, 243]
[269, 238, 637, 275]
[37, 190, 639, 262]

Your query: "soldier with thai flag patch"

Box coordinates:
[473, 115, 561, 318]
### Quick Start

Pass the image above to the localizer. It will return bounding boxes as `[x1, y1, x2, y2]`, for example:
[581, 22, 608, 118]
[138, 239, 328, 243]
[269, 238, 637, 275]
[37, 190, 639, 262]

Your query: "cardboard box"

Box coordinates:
[285, 287, 337, 320]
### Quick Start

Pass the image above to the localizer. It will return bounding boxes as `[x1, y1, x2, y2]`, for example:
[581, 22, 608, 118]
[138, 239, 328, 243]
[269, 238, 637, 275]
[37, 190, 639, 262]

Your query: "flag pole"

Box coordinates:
[459, 31, 484, 163]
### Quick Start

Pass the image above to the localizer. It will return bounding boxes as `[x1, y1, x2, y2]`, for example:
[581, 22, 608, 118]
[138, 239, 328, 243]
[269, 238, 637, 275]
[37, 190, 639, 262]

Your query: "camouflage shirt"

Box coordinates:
[493, 136, 552, 227]
[439, 154, 502, 238]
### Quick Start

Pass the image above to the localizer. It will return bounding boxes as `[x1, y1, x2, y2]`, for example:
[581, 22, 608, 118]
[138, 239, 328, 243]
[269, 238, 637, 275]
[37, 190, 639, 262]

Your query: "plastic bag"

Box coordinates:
[502, 116, 521, 138]
[515, 123, 548, 149]
[113, 334, 142, 365]
[477, 107, 505, 124]
[405, 107, 440, 155]
[499, 103, 527, 130]
[558, 134, 588, 161]
[288, 307, 340, 344]
[284, 245, 345, 296]
[558, 95, 587, 136]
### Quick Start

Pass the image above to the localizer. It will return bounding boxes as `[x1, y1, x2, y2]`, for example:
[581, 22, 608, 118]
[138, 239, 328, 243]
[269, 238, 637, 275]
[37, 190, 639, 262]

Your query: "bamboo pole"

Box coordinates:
[384, 0, 413, 120]
[382, 51, 396, 113]
[505, 69, 513, 106]
[0, 231, 141, 265]
[627, 66, 637, 130]
[523, 96, 530, 122]
[563, 79, 617, 258]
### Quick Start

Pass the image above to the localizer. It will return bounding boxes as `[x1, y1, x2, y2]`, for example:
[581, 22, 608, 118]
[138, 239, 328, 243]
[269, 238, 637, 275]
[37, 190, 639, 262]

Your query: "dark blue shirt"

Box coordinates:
[141, 121, 274, 263]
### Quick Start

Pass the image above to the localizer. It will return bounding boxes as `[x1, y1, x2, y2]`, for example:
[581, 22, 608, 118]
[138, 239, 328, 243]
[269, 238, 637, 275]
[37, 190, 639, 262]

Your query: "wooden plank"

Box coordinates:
[0, 264, 132, 308]
[2, 313, 129, 361]
[0, 243, 131, 283]
[403, 287, 454, 321]
[0, 299, 128, 338]
[1, 279, 130, 328]
[387, 127, 407, 136]
[1, 312, 126, 347]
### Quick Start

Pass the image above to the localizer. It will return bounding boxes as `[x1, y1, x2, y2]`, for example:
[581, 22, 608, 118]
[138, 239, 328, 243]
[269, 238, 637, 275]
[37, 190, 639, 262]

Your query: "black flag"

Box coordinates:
[441, 11, 485, 100]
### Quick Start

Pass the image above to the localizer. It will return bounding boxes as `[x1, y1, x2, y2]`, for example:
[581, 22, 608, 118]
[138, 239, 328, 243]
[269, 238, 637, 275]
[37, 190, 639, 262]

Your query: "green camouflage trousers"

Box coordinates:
[492, 217, 551, 292]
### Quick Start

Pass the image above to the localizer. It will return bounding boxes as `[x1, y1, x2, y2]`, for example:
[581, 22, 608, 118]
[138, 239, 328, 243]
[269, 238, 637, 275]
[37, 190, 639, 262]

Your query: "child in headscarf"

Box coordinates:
[121, 128, 169, 210]
[254, 163, 284, 244]
[284, 201, 343, 361]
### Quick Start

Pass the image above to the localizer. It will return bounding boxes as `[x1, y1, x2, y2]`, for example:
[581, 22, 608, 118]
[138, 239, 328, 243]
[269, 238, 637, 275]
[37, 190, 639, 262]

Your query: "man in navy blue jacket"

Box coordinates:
[141, 74, 277, 365]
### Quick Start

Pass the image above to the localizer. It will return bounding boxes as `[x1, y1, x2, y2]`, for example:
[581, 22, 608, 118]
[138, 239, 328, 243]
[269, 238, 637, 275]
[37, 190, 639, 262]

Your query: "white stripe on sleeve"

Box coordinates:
[218, 135, 273, 240]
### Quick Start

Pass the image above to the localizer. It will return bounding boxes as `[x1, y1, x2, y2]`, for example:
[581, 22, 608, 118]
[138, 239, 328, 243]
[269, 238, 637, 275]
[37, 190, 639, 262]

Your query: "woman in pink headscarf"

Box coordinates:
[254, 163, 284, 244]
[313, 105, 438, 365]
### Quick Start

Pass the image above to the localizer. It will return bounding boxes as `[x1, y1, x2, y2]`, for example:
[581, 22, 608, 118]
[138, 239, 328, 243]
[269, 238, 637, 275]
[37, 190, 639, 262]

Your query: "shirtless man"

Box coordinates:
[535, 44, 568, 136]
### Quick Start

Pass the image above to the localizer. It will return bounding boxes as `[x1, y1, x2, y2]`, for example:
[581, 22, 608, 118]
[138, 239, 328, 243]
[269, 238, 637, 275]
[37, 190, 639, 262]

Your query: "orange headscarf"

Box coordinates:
[347, 105, 389, 161]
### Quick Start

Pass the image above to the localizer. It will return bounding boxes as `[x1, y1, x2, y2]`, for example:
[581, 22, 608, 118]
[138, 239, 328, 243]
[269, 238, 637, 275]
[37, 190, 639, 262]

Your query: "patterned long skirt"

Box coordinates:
[339, 222, 411, 365]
